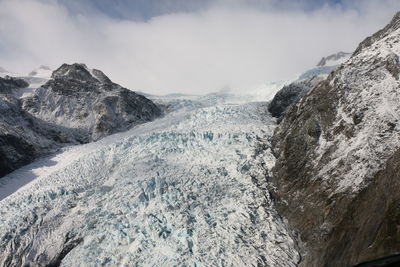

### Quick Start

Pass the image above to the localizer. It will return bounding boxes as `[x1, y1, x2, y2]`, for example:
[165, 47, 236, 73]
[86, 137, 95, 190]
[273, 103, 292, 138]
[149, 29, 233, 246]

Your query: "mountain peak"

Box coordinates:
[51, 63, 112, 85]
[51, 63, 97, 82]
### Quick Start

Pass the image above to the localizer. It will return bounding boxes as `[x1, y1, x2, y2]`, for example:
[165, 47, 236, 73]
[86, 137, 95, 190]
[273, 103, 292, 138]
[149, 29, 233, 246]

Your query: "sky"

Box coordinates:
[0, 0, 399, 95]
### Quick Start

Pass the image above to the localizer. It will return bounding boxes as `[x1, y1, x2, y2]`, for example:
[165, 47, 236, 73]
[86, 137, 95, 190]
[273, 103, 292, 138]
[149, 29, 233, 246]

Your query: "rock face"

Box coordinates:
[271, 12, 400, 267]
[0, 90, 87, 177]
[0, 95, 36, 177]
[0, 64, 161, 178]
[268, 76, 323, 121]
[22, 63, 162, 141]
[269, 51, 351, 122]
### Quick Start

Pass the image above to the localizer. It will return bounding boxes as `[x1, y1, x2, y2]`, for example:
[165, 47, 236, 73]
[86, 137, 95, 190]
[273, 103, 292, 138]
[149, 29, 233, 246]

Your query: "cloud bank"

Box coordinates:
[0, 0, 399, 95]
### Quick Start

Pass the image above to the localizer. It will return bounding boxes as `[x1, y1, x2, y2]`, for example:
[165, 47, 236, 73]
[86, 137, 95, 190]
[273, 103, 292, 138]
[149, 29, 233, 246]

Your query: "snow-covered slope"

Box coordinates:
[0, 95, 300, 266]
[271, 11, 400, 266]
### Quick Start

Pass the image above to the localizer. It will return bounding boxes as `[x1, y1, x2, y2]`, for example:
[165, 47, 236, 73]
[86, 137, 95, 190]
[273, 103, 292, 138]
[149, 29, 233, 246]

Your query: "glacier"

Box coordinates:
[0, 94, 300, 266]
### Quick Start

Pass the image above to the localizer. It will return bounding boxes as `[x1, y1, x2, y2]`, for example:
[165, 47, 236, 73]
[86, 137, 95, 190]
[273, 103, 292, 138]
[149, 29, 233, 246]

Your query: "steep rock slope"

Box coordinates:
[317, 51, 352, 67]
[0, 92, 84, 178]
[268, 76, 323, 120]
[22, 63, 161, 141]
[269, 52, 350, 121]
[271, 12, 400, 266]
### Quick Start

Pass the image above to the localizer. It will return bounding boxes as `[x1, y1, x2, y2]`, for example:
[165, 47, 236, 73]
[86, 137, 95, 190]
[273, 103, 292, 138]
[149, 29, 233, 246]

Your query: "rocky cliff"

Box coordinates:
[0, 93, 79, 178]
[271, 12, 400, 266]
[268, 52, 351, 122]
[0, 64, 161, 178]
[268, 76, 323, 121]
[22, 63, 161, 141]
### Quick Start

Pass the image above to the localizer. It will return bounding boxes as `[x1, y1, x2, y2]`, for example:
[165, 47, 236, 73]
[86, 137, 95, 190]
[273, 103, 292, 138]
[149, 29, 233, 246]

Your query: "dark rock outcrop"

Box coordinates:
[269, 51, 352, 122]
[354, 12, 400, 56]
[271, 12, 400, 267]
[0, 93, 84, 177]
[268, 76, 323, 121]
[0, 76, 29, 93]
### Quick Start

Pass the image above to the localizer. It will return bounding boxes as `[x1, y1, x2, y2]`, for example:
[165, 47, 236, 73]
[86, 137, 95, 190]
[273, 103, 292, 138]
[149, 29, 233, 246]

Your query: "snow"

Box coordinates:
[313, 27, 400, 193]
[0, 94, 299, 266]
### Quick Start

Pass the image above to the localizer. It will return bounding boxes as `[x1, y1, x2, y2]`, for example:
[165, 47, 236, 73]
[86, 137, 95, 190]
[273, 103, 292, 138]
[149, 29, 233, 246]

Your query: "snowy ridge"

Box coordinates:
[313, 27, 400, 193]
[0, 96, 299, 266]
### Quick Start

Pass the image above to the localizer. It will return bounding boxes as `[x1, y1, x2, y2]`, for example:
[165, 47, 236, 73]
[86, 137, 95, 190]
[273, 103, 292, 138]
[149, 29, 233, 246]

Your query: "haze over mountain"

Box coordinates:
[0, 0, 399, 94]
[1, 1, 400, 267]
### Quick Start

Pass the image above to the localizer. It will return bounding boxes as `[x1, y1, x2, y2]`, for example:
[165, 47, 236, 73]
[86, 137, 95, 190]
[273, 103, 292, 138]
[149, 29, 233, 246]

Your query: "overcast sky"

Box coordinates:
[0, 0, 399, 95]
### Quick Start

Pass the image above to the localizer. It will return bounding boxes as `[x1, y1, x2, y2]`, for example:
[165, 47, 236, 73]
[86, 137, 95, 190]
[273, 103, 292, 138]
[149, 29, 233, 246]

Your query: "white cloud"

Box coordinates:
[0, 0, 399, 94]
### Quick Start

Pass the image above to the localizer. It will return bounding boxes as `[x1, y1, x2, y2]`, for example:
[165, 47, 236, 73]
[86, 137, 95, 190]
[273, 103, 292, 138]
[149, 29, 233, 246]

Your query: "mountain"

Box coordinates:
[0, 93, 81, 178]
[22, 63, 162, 141]
[0, 76, 29, 92]
[1, 12, 400, 267]
[271, 11, 400, 266]
[268, 51, 351, 121]
[0, 64, 161, 178]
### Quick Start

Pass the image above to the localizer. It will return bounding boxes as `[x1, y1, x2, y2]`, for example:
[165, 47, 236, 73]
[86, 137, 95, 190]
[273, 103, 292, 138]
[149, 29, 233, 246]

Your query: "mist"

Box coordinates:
[0, 0, 399, 95]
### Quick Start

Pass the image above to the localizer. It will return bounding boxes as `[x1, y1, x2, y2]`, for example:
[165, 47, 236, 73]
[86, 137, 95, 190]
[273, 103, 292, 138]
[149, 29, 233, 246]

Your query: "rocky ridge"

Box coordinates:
[22, 63, 161, 141]
[0, 64, 161, 178]
[271, 11, 400, 266]
[268, 51, 351, 121]
[0, 76, 29, 93]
